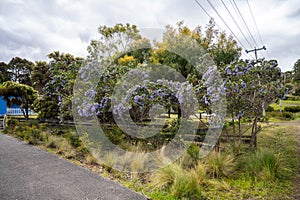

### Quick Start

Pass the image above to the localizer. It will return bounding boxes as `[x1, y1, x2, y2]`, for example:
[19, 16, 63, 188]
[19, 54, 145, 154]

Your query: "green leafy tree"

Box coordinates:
[31, 61, 50, 94]
[293, 59, 300, 84]
[87, 23, 143, 64]
[0, 62, 10, 83]
[0, 81, 38, 119]
[151, 20, 241, 77]
[33, 51, 83, 121]
[8, 57, 34, 85]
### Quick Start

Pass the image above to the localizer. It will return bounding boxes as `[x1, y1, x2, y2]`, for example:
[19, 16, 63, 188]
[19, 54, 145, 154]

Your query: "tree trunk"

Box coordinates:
[238, 117, 242, 144]
[25, 100, 29, 120]
[178, 105, 181, 119]
[250, 117, 258, 148]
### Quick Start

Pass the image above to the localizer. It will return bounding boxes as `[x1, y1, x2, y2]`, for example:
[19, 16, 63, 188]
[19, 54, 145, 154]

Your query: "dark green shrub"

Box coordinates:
[284, 106, 300, 113]
[28, 120, 39, 127]
[7, 118, 18, 129]
[27, 130, 42, 145]
[33, 96, 59, 119]
[22, 126, 43, 145]
[285, 96, 300, 101]
[166, 119, 180, 135]
[280, 112, 294, 119]
[266, 106, 275, 112]
[187, 143, 200, 163]
[293, 88, 300, 96]
[65, 132, 81, 148]
[267, 111, 294, 120]
[103, 126, 125, 145]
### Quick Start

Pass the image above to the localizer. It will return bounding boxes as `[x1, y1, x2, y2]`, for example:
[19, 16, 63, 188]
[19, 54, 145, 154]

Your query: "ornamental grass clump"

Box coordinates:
[203, 151, 236, 178]
[240, 148, 292, 181]
[151, 161, 208, 200]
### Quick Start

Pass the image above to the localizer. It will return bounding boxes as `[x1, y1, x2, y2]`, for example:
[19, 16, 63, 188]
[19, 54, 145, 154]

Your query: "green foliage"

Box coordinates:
[45, 133, 77, 159]
[85, 154, 98, 165]
[10, 125, 43, 145]
[102, 151, 119, 171]
[148, 191, 177, 200]
[102, 126, 126, 146]
[0, 62, 10, 83]
[152, 20, 241, 72]
[239, 148, 292, 181]
[31, 61, 50, 94]
[203, 151, 235, 178]
[151, 161, 207, 200]
[45, 135, 59, 148]
[186, 143, 200, 164]
[3, 116, 297, 200]
[266, 105, 275, 112]
[294, 88, 300, 96]
[33, 51, 83, 121]
[6, 117, 18, 129]
[33, 96, 59, 119]
[24, 127, 43, 145]
[65, 132, 81, 148]
[55, 138, 77, 158]
[285, 95, 300, 101]
[293, 59, 300, 83]
[165, 119, 180, 135]
[171, 170, 204, 200]
[284, 106, 300, 113]
[131, 152, 149, 173]
[88, 23, 142, 63]
[267, 111, 295, 120]
[151, 162, 183, 190]
[0, 81, 38, 119]
[7, 57, 34, 85]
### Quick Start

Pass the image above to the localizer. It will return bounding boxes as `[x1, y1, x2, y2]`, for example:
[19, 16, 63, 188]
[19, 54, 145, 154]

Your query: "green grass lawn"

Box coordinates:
[270, 99, 300, 110]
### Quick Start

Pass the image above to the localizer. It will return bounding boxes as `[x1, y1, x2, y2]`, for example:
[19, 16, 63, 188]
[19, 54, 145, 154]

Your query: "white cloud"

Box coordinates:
[0, 0, 299, 71]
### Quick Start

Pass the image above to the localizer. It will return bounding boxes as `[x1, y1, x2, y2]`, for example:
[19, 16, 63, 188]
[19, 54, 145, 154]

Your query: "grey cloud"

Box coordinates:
[0, 0, 299, 71]
[289, 8, 300, 18]
[79, 31, 93, 43]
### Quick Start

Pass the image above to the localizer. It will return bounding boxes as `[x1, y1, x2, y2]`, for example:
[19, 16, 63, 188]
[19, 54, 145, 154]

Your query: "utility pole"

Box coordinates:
[246, 46, 267, 116]
[246, 46, 266, 61]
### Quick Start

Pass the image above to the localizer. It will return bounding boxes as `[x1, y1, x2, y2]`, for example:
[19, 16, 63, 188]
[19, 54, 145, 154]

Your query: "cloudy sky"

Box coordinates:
[0, 0, 299, 71]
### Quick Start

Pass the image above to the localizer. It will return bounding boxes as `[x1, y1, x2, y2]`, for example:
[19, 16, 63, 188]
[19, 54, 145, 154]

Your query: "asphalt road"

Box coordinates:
[0, 133, 148, 200]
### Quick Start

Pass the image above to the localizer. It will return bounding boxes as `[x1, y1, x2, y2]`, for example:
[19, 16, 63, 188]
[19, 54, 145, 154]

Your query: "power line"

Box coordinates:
[246, 0, 264, 45]
[205, 0, 248, 50]
[194, 0, 253, 60]
[231, 0, 258, 48]
[246, 0, 270, 59]
[242, 51, 254, 60]
[194, 0, 224, 32]
[219, 0, 253, 48]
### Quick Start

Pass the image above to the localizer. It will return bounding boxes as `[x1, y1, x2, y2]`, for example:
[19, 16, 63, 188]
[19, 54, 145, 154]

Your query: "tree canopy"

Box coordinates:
[0, 81, 37, 119]
[293, 59, 300, 84]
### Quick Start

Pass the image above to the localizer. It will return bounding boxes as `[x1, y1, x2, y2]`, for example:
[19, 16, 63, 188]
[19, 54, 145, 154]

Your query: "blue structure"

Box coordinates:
[0, 96, 24, 115]
[0, 97, 6, 115]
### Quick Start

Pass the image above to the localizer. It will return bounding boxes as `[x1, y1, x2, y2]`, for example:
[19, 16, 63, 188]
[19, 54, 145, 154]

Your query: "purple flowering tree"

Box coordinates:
[221, 59, 282, 147]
